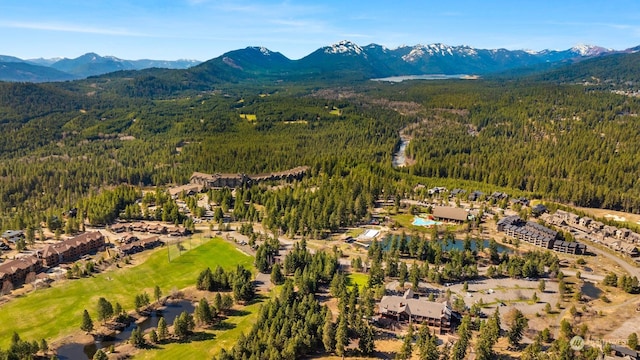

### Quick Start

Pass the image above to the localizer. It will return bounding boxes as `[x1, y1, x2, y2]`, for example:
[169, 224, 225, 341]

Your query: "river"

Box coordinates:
[392, 135, 410, 168]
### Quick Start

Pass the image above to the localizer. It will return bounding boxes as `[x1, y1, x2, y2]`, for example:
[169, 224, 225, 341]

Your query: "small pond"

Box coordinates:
[581, 281, 602, 300]
[57, 299, 195, 360]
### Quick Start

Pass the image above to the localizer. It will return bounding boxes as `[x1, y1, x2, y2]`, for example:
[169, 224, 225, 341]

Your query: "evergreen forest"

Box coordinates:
[1, 71, 640, 231]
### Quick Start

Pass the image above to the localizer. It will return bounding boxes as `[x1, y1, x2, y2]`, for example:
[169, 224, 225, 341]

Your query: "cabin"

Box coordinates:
[118, 236, 162, 256]
[468, 190, 484, 201]
[109, 223, 128, 234]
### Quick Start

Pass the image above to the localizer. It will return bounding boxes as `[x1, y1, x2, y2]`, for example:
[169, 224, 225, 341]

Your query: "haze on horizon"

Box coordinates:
[2, 0, 640, 61]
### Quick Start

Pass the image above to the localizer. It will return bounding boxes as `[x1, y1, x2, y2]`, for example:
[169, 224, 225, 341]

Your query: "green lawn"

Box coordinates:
[0, 238, 253, 348]
[347, 272, 369, 290]
[345, 228, 364, 238]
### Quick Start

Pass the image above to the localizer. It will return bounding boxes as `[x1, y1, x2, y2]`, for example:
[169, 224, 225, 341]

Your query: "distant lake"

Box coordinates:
[371, 74, 479, 82]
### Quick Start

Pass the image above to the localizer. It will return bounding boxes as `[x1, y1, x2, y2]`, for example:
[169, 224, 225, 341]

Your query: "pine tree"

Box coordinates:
[213, 292, 223, 314]
[521, 338, 543, 360]
[39, 338, 48, 354]
[81, 309, 94, 333]
[173, 311, 195, 340]
[96, 297, 114, 323]
[195, 298, 213, 325]
[154, 285, 162, 303]
[506, 308, 528, 348]
[335, 314, 348, 357]
[475, 322, 496, 360]
[396, 323, 413, 359]
[628, 332, 638, 350]
[270, 263, 285, 285]
[419, 331, 439, 360]
[157, 317, 168, 341]
[359, 324, 375, 355]
[130, 327, 145, 348]
[93, 349, 108, 360]
[322, 310, 335, 353]
[149, 329, 158, 344]
[450, 315, 471, 360]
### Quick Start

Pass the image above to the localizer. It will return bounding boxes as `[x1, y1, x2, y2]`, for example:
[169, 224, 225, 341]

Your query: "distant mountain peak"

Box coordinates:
[245, 46, 273, 56]
[570, 44, 611, 57]
[324, 40, 364, 56]
[258, 47, 271, 56]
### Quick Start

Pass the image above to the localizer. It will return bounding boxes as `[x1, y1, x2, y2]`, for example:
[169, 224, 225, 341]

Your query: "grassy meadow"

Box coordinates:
[347, 272, 369, 290]
[0, 237, 253, 348]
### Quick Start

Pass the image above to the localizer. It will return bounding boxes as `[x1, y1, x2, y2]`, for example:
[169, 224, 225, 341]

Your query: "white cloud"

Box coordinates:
[0, 20, 149, 37]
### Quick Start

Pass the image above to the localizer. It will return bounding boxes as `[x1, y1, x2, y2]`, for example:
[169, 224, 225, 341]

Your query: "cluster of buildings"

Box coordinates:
[189, 166, 309, 190]
[118, 235, 163, 256]
[497, 215, 587, 255]
[0, 231, 105, 288]
[109, 222, 188, 237]
[423, 186, 530, 207]
[378, 289, 454, 334]
[542, 210, 640, 258]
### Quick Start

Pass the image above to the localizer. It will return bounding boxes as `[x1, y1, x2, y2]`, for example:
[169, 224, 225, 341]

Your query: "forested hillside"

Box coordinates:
[1, 72, 640, 231]
[0, 82, 409, 231]
[393, 81, 640, 212]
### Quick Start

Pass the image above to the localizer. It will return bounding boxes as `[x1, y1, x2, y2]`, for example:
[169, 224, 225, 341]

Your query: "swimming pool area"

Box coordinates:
[412, 216, 442, 227]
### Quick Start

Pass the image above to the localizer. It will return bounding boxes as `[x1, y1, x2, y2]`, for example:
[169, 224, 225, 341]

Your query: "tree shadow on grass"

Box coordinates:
[226, 308, 251, 317]
[245, 293, 267, 306]
[190, 331, 215, 342]
[212, 320, 237, 331]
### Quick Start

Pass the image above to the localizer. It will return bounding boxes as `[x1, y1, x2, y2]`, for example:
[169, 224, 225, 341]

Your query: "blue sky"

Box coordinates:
[2, 0, 640, 60]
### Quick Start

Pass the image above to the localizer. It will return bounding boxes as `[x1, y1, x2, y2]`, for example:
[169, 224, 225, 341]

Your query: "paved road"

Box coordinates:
[587, 244, 640, 279]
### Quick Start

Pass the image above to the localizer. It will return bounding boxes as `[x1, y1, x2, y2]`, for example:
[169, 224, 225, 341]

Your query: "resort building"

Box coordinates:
[432, 206, 468, 224]
[0, 256, 42, 287]
[38, 231, 105, 267]
[378, 289, 454, 334]
[497, 216, 586, 255]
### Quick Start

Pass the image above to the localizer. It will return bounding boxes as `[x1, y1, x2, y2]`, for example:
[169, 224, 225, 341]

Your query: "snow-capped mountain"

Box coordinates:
[569, 44, 613, 57]
[0, 40, 630, 83]
[323, 40, 365, 56]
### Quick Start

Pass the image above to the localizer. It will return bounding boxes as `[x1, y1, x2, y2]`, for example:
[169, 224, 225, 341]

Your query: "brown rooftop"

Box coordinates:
[432, 206, 468, 222]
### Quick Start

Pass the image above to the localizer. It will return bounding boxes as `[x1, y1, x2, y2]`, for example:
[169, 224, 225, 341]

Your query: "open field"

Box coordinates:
[347, 272, 369, 290]
[573, 205, 640, 228]
[0, 237, 252, 348]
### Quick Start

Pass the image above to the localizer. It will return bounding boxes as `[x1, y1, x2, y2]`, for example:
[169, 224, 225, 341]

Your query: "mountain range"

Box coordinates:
[0, 53, 201, 82]
[1, 40, 638, 84]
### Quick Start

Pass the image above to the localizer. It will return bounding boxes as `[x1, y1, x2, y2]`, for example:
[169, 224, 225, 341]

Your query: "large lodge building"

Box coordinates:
[378, 289, 454, 334]
[497, 215, 587, 255]
[0, 231, 105, 288]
